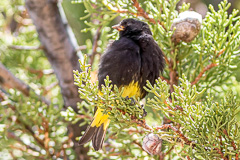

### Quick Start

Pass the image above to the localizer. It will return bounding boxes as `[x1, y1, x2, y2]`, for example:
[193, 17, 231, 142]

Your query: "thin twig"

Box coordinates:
[7, 132, 41, 153]
[162, 50, 170, 65]
[128, 129, 145, 134]
[163, 145, 174, 157]
[108, 0, 166, 30]
[27, 68, 54, 79]
[222, 129, 238, 160]
[76, 114, 92, 120]
[132, 118, 153, 131]
[169, 59, 178, 93]
[191, 63, 218, 85]
[115, 108, 153, 131]
[155, 124, 194, 146]
[76, 45, 87, 51]
[8, 45, 44, 50]
[105, 6, 137, 17]
[131, 0, 166, 30]
[174, 148, 190, 160]
[213, 144, 228, 160]
[132, 0, 156, 24]
[89, 26, 102, 66]
[43, 81, 58, 95]
[216, 48, 225, 58]
[191, 49, 224, 86]
[160, 76, 170, 84]
[133, 140, 144, 150]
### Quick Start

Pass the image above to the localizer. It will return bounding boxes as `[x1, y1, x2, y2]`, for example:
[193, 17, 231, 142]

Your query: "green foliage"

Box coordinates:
[0, 90, 74, 159]
[146, 77, 240, 159]
[191, 0, 240, 91]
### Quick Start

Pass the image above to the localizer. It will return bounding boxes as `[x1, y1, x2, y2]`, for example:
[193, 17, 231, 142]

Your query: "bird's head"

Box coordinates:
[112, 18, 152, 39]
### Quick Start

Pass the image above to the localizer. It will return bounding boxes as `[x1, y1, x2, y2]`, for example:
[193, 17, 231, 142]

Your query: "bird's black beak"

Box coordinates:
[112, 24, 125, 31]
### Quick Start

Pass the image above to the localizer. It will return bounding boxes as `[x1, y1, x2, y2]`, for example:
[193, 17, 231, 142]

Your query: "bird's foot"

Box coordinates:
[141, 104, 147, 118]
[125, 97, 147, 117]
[125, 96, 136, 105]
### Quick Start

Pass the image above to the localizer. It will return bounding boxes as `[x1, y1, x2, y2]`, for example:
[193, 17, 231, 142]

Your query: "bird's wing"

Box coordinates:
[137, 34, 165, 98]
[98, 37, 141, 88]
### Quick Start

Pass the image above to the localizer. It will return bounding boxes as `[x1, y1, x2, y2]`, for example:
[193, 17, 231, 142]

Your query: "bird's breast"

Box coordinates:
[120, 81, 141, 99]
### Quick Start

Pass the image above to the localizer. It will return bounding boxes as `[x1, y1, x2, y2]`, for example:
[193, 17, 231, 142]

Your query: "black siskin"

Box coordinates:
[79, 18, 165, 151]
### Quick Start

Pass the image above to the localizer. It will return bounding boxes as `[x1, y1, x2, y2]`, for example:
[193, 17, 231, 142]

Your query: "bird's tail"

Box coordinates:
[78, 108, 110, 151]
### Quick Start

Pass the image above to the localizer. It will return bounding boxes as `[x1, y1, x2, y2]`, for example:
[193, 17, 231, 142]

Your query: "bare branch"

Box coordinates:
[27, 68, 54, 79]
[0, 62, 30, 96]
[0, 62, 51, 105]
[8, 45, 44, 50]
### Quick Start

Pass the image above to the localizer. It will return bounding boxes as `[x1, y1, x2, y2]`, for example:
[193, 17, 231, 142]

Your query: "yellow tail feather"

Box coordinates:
[91, 108, 111, 130]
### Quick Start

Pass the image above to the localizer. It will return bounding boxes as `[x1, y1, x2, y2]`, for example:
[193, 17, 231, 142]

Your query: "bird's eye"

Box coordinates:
[126, 23, 131, 27]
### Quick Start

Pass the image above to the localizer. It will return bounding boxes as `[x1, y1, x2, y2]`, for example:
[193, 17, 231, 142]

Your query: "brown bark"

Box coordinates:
[25, 0, 89, 159]
[0, 63, 30, 96]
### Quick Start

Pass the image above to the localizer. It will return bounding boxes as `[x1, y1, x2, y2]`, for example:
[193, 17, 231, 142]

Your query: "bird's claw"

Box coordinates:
[141, 104, 147, 117]
[125, 96, 136, 105]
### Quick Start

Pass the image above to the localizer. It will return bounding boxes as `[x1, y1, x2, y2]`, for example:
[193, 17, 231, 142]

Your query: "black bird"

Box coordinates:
[79, 18, 165, 151]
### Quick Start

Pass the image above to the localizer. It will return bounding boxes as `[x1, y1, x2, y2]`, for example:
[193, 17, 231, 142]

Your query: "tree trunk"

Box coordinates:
[25, 0, 89, 159]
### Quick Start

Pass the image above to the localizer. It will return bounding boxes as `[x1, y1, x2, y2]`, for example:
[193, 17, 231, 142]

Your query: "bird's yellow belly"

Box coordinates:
[120, 81, 141, 99]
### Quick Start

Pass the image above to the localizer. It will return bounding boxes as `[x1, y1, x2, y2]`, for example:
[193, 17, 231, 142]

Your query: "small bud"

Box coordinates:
[142, 133, 162, 155]
[171, 11, 202, 44]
